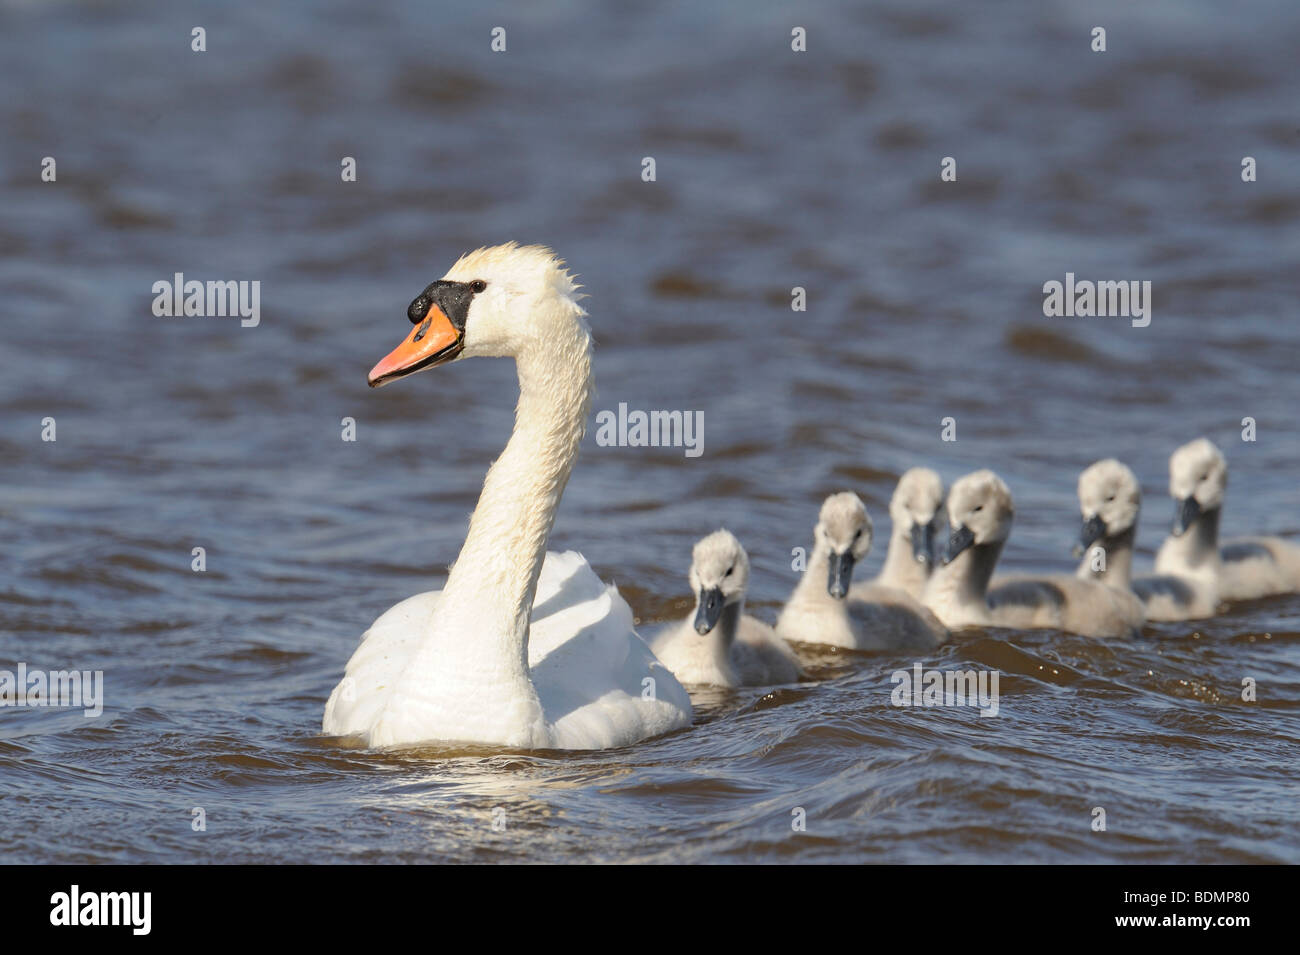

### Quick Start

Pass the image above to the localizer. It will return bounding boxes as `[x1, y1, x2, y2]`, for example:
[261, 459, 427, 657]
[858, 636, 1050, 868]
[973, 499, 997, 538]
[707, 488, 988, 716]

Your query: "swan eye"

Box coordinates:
[1105, 495, 1115, 503]
[972, 505, 984, 513]
[470, 280, 487, 293]
[724, 565, 735, 578]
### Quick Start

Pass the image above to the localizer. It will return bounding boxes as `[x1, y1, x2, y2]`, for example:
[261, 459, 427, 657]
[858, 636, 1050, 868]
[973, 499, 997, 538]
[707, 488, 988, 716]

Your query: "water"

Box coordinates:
[2, 0, 1298, 863]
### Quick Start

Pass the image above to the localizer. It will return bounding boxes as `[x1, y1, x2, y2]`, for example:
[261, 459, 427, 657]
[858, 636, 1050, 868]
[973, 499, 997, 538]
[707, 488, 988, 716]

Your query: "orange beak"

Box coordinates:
[367, 304, 464, 388]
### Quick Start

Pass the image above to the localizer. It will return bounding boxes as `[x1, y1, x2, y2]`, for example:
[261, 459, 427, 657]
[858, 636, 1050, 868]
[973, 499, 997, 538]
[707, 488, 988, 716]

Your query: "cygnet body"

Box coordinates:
[779, 493, 948, 650]
[650, 530, 802, 687]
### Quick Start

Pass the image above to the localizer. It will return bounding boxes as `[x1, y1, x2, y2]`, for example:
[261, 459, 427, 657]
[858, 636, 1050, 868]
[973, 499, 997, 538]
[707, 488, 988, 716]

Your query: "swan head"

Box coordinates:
[1168, 437, 1226, 535]
[890, 467, 945, 567]
[368, 243, 585, 387]
[1076, 458, 1140, 555]
[942, 470, 1013, 563]
[688, 529, 750, 634]
[815, 492, 873, 600]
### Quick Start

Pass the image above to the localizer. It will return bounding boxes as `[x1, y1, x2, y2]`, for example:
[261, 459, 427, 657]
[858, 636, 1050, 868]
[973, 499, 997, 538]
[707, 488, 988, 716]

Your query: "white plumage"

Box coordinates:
[325, 550, 690, 749]
[322, 244, 691, 750]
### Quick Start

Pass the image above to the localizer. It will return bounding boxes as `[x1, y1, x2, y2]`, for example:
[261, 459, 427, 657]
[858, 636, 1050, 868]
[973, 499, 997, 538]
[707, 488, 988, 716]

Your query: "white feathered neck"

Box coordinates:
[380, 281, 593, 742]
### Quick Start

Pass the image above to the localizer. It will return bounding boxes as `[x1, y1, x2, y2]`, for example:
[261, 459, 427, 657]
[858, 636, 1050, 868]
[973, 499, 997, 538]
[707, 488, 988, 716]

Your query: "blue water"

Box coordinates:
[1, 0, 1298, 862]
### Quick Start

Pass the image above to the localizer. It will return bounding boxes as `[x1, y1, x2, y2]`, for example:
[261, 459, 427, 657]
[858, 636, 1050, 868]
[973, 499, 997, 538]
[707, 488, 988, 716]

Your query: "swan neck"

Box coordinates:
[791, 539, 834, 606]
[936, 541, 1002, 602]
[1077, 525, 1135, 584]
[433, 312, 593, 669]
[1163, 506, 1221, 571]
[879, 524, 925, 591]
[713, 601, 741, 652]
[1191, 506, 1221, 556]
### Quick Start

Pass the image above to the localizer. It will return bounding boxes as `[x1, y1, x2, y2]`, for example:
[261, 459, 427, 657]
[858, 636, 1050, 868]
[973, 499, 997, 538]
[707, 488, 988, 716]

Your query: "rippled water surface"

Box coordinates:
[2, 0, 1299, 863]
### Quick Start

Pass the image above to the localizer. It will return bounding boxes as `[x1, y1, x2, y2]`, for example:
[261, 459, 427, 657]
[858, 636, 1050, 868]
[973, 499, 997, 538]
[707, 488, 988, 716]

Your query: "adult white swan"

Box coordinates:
[323, 244, 693, 750]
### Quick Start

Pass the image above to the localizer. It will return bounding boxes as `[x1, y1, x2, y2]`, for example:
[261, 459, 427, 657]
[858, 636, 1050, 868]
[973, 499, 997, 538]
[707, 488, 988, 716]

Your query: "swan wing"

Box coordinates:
[1218, 536, 1300, 599]
[1132, 573, 1215, 620]
[734, 616, 803, 684]
[989, 575, 1144, 637]
[847, 584, 950, 650]
[323, 552, 692, 748]
[322, 589, 442, 737]
[528, 551, 693, 748]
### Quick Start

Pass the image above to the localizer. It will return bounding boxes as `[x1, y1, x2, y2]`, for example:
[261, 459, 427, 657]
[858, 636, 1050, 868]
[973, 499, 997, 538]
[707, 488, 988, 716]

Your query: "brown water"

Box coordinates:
[2, 0, 1299, 863]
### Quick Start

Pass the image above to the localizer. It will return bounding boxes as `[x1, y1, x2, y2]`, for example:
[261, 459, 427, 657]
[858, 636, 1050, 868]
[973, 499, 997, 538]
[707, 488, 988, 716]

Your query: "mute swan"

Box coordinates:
[850, 467, 944, 601]
[922, 470, 1013, 630]
[777, 493, 949, 650]
[649, 530, 802, 687]
[322, 244, 692, 750]
[1155, 438, 1300, 602]
[1074, 458, 1217, 620]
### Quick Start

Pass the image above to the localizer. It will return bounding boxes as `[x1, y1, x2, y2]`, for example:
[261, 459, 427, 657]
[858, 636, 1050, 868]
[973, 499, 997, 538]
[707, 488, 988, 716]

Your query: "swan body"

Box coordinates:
[1074, 457, 1217, 621]
[1217, 538, 1300, 600]
[850, 467, 944, 602]
[650, 530, 801, 687]
[322, 244, 691, 750]
[922, 470, 1012, 630]
[778, 493, 949, 651]
[1154, 438, 1300, 604]
[326, 551, 690, 748]
[987, 573, 1145, 637]
[983, 461, 1145, 637]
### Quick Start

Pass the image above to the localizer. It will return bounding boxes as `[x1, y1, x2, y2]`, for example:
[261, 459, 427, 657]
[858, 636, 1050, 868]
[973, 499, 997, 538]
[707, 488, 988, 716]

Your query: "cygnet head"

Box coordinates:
[942, 470, 1014, 563]
[368, 243, 585, 387]
[1168, 438, 1226, 535]
[889, 467, 945, 567]
[814, 492, 873, 600]
[688, 529, 750, 635]
[1077, 459, 1140, 553]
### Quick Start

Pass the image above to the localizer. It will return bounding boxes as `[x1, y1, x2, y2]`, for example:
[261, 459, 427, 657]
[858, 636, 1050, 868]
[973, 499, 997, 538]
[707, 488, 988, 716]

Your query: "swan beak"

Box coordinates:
[911, 522, 933, 566]
[694, 588, 724, 634]
[1172, 497, 1200, 537]
[827, 551, 854, 600]
[942, 525, 975, 565]
[1075, 514, 1106, 557]
[368, 304, 464, 388]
